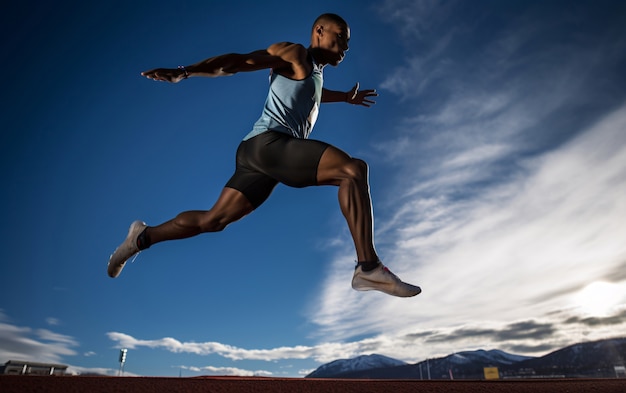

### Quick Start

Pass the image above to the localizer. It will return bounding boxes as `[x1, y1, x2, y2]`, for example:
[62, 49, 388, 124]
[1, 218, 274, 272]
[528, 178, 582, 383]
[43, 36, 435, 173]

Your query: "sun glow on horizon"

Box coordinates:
[573, 281, 626, 317]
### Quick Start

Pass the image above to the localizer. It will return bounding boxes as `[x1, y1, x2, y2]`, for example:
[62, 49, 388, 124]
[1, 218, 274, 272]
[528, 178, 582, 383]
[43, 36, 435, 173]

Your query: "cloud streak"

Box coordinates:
[180, 365, 272, 377]
[0, 322, 78, 364]
[106, 331, 368, 363]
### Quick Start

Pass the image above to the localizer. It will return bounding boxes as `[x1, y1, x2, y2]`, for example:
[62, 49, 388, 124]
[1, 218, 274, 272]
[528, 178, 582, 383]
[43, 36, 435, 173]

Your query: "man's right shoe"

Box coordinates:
[352, 263, 421, 297]
[107, 220, 147, 278]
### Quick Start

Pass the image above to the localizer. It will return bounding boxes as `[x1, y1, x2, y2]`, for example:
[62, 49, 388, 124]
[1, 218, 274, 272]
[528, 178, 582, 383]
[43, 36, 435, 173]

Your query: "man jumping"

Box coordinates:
[108, 13, 421, 297]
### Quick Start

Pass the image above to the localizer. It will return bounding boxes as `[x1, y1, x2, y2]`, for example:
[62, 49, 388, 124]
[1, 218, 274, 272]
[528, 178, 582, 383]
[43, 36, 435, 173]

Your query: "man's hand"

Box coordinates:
[347, 82, 378, 107]
[141, 68, 187, 83]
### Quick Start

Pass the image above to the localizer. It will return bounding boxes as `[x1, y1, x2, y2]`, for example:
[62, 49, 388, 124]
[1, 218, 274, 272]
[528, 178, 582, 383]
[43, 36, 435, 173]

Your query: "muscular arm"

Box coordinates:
[141, 42, 305, 83]
[322, 83, 378, 107]
[185, 50, 289, 76]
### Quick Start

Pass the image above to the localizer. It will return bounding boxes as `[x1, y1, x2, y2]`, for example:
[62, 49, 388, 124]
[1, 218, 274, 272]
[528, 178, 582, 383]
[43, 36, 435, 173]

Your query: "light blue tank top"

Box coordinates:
[244, 58, 323, 140]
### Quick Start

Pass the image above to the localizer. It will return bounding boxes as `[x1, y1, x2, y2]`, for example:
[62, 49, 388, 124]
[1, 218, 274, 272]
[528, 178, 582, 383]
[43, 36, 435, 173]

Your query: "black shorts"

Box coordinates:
[225, 131, 330, 208]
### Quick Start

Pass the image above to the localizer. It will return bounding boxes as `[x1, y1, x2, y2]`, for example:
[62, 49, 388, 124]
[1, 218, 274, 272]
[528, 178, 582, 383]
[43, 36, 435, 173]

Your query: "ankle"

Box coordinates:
[356, 260, 381, 272]
[136, 228, 151, 250]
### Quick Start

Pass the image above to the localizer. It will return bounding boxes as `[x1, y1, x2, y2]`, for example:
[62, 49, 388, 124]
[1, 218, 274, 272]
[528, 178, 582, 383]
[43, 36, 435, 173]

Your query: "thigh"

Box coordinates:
[225, 169, 278, 209]
[225, 141, 279, 209]
[209, 186, 256, 223]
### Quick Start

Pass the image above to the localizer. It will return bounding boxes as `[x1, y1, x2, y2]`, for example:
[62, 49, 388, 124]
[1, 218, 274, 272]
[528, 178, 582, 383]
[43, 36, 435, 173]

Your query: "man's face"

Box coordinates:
[315, 22, 350, 66]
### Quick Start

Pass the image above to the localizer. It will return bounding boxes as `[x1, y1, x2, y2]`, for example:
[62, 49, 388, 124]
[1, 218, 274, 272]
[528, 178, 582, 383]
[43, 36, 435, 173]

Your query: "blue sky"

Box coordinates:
[1, 0, 625, 377]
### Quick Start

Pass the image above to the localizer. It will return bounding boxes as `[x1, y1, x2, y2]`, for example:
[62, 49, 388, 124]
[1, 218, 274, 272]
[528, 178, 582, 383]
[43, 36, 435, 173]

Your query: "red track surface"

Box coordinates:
[1, 375, 625, 392]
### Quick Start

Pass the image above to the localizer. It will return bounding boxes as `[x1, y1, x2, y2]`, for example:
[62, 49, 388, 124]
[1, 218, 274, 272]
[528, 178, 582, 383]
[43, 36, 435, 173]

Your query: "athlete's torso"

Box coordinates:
[244, 58, 324, 140]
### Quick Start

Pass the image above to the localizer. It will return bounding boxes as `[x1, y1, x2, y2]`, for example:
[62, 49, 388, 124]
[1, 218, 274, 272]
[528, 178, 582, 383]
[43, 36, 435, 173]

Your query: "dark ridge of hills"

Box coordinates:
[307, 337, 626, 379]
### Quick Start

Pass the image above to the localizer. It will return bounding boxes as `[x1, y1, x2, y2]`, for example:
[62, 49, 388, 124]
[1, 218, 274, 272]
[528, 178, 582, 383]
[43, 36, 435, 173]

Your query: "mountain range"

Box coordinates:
[306, 337, 626, 379]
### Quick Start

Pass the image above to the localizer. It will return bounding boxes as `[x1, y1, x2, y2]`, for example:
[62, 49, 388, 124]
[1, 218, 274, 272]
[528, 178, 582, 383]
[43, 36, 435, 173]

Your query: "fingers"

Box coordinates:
[351, 83, 379, 97]
[347, 82, 378, 106]
[359, 98, 375, 108]
[141, 68, 157, 78]
[355, 86, 378, 107]
[361, 89, 378, 97]
[140, 71, 160, 81]
[140, 68, 175, 82]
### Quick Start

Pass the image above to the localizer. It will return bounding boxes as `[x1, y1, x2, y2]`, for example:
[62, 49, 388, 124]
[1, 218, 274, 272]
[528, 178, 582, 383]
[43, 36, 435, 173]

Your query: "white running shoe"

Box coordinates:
[352, 263, 421, 297]
[107, 220, 147, 278]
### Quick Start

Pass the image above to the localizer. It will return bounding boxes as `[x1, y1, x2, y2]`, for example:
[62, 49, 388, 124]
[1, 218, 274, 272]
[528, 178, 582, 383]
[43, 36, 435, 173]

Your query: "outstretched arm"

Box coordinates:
[322, 83, 378, 107]
[141, 48, 292, 83]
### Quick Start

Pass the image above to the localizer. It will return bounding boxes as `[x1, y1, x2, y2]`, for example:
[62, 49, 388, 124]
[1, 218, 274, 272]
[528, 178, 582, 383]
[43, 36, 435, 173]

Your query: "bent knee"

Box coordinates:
[343, 158, 369, 181]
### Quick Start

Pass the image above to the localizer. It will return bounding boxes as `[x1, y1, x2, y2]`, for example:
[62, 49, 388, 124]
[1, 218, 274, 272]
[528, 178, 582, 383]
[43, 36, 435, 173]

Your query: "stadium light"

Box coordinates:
[118, 348, 128, 376]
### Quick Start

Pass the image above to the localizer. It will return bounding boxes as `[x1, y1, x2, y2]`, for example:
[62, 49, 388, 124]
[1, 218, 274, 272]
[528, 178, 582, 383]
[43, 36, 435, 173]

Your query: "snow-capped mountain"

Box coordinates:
[409, 349, 535, 379]
[447, 349, 533, 366]
[306, 354, 407, 378]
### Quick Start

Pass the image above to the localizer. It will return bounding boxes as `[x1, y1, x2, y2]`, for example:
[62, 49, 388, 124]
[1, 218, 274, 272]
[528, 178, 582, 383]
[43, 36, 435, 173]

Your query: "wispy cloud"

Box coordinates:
[107, 331, 364, 363]
[65, 365, 138, 376]
[0, 311, 124, 376]
[0, 322, 78, 363]
[377, 0, 458, 42]
[179, 365, 272, 377]
[312, 97, 626, 345]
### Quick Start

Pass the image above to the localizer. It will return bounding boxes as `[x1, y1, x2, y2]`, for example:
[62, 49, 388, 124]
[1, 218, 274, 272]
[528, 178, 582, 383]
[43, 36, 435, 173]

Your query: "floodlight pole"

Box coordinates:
[118, 348, 128, 376]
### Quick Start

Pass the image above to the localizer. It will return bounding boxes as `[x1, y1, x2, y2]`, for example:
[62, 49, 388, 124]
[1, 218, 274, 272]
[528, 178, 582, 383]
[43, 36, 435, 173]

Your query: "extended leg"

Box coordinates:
[107, 187, 253, 278]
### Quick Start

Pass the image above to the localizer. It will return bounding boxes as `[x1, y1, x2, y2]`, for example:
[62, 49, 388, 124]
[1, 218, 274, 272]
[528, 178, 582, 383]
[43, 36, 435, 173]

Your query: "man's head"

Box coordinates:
[310, 13, 350, 66]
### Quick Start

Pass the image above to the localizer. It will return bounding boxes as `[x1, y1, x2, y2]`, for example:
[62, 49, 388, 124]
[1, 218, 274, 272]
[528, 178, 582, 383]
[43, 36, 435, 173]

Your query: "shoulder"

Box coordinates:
[266, 42, 310, 79]
[267, 42, 308, 64]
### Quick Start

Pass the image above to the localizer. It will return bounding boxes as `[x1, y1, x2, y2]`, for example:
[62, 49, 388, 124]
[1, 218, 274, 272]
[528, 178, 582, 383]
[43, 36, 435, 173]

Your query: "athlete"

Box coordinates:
[108, 13, 421, 297]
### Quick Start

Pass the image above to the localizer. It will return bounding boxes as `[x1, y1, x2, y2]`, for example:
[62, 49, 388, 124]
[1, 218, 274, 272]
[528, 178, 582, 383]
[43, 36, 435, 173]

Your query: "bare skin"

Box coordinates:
[141, 18, 379, 262]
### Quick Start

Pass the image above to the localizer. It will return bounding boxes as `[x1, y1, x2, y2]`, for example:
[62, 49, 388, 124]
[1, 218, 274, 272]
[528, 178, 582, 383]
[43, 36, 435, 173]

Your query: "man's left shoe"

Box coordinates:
[352, 263, 421, 297]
